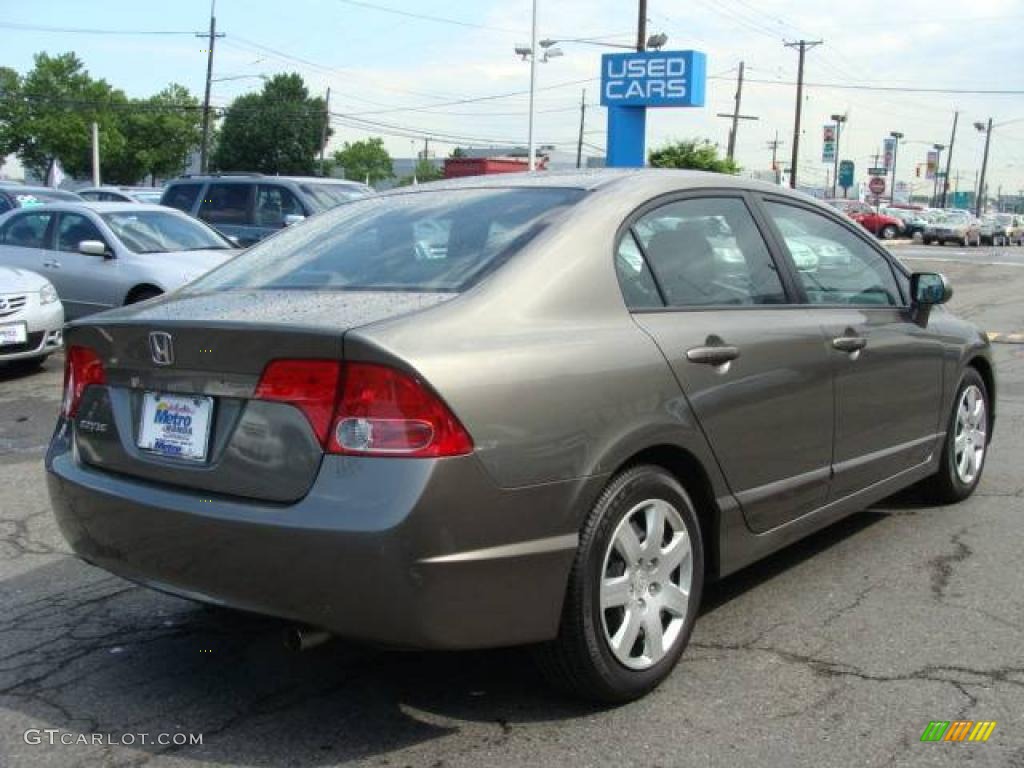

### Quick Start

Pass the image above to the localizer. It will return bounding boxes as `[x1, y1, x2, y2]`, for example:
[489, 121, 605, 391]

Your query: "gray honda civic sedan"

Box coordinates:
[47, 170, 994, 703]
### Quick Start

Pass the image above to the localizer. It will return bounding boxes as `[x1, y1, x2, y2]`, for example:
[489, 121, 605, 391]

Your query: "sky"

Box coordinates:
[2, 0, 1023, 195]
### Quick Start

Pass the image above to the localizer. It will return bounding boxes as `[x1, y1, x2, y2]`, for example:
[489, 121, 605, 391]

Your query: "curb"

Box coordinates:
[987, 332, 1024, 344]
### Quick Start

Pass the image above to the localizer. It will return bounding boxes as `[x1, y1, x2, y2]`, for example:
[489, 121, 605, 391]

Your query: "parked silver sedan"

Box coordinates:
[0, 203, 237, 319]
[47, 171, 994, 704]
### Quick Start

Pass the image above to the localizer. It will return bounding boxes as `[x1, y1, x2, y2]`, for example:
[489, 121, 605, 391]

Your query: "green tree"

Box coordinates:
[106, 84, 202, 184]
[648, 139, 740, 174]
[332, 138, 393, 185]
[212, 73, 329, 174]
[398, 157, 443, 186]
[0, 52, 126, 179]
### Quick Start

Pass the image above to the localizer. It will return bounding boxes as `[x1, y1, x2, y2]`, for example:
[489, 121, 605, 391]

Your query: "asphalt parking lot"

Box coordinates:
[1, 249, 1022, 768]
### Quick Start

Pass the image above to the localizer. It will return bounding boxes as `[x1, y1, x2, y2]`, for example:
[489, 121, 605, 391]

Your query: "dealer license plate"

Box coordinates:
[137, 392, 214, 461]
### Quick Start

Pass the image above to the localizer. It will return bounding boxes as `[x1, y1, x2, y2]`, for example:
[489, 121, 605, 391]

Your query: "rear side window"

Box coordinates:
[186, 188, 584, 294]
[162, 183, 202, 213]
[615, 232, 662, 309]
[199, 183, 252, 226]
[254, 184, 304, 227]
[765, 202, 901, 306]
[0, 212, 53, 249]
[79, 190, 102, 201]
[633, 197, 786, 307]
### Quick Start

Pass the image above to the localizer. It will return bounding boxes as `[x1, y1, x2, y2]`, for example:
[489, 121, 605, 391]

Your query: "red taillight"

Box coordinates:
[253, 360, 341, 445]
[329, 363, 473, 457]
[62, 345, 107, 418]
[253, 359, 473, 458]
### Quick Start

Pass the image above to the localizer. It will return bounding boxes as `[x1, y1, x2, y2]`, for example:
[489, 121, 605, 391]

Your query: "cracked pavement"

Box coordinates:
[1, 257, 1022, 767]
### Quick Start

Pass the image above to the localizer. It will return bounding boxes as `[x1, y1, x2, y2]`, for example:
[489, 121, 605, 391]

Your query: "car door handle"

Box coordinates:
[832, 336, 867, 352]
[686, 345, 740, 366]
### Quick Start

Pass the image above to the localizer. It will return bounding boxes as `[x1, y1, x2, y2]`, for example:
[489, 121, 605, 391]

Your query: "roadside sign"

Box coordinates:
[600, 50, 707, 107]
[869, 177, 886, 195]
[868, 167, 887, 176]
[822, 125, 836, 163]
[838, 160, 854, 189]
[883, 138, 896, 170]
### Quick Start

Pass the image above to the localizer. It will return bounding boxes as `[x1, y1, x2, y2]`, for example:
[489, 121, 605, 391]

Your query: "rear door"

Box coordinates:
[759, 197, 944, 499]
[198, 183, 259, 245]
[624, 193, 835, 533]
[0, 210, 56, 275]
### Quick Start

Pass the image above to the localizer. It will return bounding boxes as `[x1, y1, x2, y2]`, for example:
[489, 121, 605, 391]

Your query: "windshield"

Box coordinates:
[131, 191, 164, 204]
[101, 211, 233, 253]
[186, 187, 584, 294]
[299, 182, 372, 212]
[13, 190, 79, 207]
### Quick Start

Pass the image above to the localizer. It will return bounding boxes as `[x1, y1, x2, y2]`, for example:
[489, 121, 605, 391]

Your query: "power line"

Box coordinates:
[0, 21, 196, 35]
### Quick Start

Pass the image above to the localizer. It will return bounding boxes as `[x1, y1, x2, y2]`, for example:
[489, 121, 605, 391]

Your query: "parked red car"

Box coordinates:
[826, 200, 904, 240]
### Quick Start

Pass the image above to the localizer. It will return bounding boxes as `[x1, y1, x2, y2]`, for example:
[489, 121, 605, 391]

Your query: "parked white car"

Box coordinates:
[0, 266, 64, 364]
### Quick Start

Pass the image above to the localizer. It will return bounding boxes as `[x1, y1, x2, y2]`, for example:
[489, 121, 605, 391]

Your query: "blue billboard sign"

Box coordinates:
[600, 50, 707, 108]
[600, 50, 708, 168]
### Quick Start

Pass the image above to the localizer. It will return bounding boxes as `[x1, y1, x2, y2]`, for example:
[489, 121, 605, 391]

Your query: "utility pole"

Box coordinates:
[889, 131, 903, 205]
[319, 87, 331, 176]
[636, 0, 648, 51]
[940, 111, 958, 208]
[975, 118, 993, 216]
[716, 62, 758, 162]
[576, 89, 586, 169]
[767, 131, 784, 182]
[930, 144, 944, 207]
[197, 0, 224, 174]
[784, 40, 822, 189]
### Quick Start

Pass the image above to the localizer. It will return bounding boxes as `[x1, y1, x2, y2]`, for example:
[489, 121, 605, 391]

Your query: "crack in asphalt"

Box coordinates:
[928, 527, 973, 599]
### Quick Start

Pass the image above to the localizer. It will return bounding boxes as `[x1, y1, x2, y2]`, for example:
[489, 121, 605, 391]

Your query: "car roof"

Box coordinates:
[4, 201, 177, 214]
[0, 184, 83, 196]
[167, 175, 369, 186]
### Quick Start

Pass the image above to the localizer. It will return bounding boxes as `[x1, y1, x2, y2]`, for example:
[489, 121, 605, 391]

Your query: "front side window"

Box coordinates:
[1, 212, 53, 249]
[765, 201, 902, 306]
[57, 213, 106, 252]
[186, 188, 583, 294]
[161, 183, 202, 213]
[199, 183, 252, 226]
[101, 211, 233, 254]
[632, 197, 786, 307]
[254, 185, 304, 228]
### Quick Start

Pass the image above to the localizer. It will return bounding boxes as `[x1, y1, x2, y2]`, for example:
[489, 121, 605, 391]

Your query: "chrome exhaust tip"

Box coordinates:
[283, 627, 332, 652]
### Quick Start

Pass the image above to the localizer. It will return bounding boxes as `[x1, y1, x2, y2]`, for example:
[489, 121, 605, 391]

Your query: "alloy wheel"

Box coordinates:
[954, 384, 987, 485]
[599, 499, 692, 670]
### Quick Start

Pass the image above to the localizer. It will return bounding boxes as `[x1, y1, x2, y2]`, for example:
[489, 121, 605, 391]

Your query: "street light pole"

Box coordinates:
[975, 118, 993, 216]
[527, 0, 538, 171]
[889, 131, 903, 205]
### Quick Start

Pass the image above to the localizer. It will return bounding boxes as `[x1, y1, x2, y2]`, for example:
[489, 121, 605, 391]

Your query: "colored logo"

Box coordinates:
[920, 721, 996, 743]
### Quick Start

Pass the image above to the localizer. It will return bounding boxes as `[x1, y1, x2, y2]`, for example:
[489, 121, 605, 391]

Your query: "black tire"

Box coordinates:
[126, 287, 162, 305]
[919, 368, 990, 504]
[923, 237, 934, 245]
[880, 225, 898, 240]
[535, 465, 705, 704]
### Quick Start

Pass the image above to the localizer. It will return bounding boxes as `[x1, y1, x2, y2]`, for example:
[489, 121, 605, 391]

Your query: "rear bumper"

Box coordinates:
[46, 422, 602, 650]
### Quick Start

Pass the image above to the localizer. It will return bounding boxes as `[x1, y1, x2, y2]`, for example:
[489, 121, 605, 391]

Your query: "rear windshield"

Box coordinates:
[299, 182, 372, 211]
[185, 187, 584, 293]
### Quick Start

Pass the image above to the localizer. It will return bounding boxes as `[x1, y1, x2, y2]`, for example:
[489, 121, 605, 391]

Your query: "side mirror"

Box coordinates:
[911, 272, 952, 306]
[78, 240, 111, 258]
[284, 214, 306, 227]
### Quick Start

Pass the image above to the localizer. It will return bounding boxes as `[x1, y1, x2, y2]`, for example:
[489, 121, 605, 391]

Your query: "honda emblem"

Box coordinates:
[149, 331, 174, 366]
